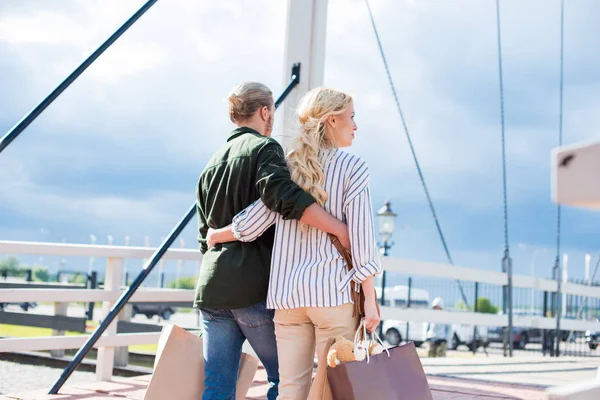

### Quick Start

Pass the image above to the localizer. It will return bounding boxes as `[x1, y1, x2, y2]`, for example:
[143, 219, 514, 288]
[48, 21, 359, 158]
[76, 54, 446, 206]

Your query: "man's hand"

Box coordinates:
[334, 223, 351, 250]
[300, 203, 350, 249]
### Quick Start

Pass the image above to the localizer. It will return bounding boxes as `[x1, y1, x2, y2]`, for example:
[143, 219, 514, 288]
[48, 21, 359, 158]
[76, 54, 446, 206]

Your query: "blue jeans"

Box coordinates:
[200, 301, 279, 400]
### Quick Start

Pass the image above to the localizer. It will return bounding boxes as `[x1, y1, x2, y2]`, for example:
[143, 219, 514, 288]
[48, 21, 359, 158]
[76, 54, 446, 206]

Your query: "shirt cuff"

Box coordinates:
[231, 212, 249, 242]
[285, 192, 316, 221]
[336, 261, 381, 292]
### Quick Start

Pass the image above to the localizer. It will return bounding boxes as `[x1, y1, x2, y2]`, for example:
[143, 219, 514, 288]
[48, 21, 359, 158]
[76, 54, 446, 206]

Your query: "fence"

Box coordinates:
[1, 239, 600, 382]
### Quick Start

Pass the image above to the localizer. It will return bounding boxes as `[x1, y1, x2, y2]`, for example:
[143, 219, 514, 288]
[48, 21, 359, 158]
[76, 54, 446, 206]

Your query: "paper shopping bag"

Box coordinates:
[144, 324, 259, 400]
[327, 342, 433, 400]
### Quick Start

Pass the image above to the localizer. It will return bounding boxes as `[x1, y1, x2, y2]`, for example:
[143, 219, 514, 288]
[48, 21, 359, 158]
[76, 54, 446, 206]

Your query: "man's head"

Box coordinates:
[227, 82, 275, 136]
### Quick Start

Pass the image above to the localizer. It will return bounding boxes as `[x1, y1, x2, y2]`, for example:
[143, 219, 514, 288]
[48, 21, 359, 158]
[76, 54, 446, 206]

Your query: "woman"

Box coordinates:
[208, 87, 381, 399]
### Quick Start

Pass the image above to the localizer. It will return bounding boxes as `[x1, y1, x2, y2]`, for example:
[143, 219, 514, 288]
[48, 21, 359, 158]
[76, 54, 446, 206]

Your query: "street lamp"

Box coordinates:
[377, 201, 397, 256]
[376, 201, 397, 337]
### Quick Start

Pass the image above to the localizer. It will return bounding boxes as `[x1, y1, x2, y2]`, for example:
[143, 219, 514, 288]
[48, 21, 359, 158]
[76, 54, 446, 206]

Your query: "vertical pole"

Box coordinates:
[158, 237, 165, 288]
[473, 282, 479, 355]
[87, 271, 97, 321]
[508, 257, 513, 357]
[542, 290, 548, 356]
[405, 277, 412, 344]
[502, 257, 508, 357]
[554, 254, 566, 357]
[277, 0, 329, 152]
[378, 240, 389, 339]
[123, 236, 130, 286]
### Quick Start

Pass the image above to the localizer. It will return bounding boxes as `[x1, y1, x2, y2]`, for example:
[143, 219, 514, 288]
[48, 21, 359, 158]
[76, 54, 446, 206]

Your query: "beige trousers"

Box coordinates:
[273, 302, 358, 400]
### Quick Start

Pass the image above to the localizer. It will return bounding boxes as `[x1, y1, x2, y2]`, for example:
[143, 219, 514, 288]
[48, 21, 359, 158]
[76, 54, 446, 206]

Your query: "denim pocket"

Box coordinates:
[234, 301, 275, 328]
[200, 308, 231, 321]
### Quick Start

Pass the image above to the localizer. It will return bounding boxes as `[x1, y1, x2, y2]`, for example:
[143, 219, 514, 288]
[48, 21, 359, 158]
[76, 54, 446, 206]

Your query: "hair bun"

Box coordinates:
[228, 94, 240, 106]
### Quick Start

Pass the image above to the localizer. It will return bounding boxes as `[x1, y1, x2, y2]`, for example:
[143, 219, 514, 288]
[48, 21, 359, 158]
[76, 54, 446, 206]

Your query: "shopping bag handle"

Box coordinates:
[354, 321, 391, 363]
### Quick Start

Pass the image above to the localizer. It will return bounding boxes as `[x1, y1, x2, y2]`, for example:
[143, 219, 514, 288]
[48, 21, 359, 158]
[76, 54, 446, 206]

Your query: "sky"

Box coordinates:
[1, 0, 599, 283]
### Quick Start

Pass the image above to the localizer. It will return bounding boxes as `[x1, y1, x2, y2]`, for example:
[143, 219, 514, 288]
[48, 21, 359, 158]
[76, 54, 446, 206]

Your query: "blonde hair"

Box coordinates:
[226, 82, 273, 124]
[287, 87, 353, 207]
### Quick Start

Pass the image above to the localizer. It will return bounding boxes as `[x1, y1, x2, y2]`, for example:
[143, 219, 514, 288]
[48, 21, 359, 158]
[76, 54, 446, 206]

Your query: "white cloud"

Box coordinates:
[0, 12, 87, 45]
[2, 0, 600, 273]
[0, 161, 188, 230]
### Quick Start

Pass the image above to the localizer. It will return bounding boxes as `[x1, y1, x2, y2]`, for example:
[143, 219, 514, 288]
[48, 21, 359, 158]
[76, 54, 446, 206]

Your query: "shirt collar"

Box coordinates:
[227, 127, 263, 142]
[318, 147, 338, 165]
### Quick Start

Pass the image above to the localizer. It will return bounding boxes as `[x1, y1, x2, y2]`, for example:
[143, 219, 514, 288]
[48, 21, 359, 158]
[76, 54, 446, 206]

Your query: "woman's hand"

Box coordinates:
[206, 228, 218, 249]
[363, 295, 380, 333]
[206, 224, 237, 250]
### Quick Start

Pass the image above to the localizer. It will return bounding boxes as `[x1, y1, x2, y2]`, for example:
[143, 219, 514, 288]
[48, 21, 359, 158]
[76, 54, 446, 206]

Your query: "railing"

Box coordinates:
[0, 241, 200, 363]
[3, 240, 600, 368]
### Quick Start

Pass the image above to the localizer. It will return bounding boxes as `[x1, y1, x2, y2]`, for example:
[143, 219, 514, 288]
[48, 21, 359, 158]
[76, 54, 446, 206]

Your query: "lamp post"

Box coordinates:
[376, 201, 397, 338]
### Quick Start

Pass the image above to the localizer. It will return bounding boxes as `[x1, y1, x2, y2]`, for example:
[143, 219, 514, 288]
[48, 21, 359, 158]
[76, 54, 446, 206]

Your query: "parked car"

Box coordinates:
[380, 285, 430, 347]
[0, 302, 38, 312]
[131, 303, 177, 320]
[488, 326, 543, 349]
[450, 323, 489, 351]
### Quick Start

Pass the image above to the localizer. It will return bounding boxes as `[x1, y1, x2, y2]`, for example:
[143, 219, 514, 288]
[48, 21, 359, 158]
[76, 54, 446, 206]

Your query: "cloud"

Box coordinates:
[0, 12, 86, 45]
[1, 0, 600, 276]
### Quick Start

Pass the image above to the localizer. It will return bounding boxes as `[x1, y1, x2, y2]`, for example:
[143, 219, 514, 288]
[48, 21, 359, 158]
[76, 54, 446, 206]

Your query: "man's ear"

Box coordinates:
[261, 106, 269, 121]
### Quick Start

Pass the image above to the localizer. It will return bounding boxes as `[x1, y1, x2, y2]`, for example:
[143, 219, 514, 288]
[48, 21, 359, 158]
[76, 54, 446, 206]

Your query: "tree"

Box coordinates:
[455, 299, 470, 311]
[69, 274, 88, 285]
[0, 256, 22, 276]
[32, 267, 50, 282]
[168, 277, 196, 290]
[476, 297, 499, 314]
[454, 297, 499, 314]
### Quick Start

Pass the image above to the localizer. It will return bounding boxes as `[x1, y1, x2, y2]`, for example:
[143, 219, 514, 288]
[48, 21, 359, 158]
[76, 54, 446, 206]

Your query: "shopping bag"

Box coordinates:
[327, 325, 432, 400]
[144, 324, 259, 400]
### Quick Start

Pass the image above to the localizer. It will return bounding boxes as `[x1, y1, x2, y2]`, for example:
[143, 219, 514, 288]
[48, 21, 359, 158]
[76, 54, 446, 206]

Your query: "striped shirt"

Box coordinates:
[232, 148, 382, 310]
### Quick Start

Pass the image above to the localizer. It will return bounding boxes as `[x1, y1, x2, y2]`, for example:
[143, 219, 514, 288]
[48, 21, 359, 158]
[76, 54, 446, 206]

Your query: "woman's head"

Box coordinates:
[287, 88, 356, 209]
[296, 87, 356, 149]
[226, 82, 275, 136]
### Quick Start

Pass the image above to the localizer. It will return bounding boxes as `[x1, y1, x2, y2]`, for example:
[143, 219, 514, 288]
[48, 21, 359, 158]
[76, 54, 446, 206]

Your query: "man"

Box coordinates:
[426, 297, 450, 358]
[195, 82, 349, 400]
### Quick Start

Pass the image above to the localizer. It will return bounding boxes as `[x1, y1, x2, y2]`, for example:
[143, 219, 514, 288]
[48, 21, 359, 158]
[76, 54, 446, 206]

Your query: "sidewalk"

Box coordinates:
[2, 354, 598, 399]
[2, 369, 546, 400]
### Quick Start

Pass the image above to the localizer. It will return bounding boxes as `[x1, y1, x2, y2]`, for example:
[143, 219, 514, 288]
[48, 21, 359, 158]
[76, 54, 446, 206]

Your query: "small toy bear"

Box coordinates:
[326, 336, 366, 368]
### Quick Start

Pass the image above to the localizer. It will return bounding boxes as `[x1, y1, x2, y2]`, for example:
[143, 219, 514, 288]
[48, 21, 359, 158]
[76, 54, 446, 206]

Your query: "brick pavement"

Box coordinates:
[2, 365, 547, 400]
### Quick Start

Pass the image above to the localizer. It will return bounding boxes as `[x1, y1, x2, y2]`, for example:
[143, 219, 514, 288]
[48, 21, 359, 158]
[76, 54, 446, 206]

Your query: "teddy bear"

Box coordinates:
[327, 336, 365, 368]
[327, 335, 385, 368]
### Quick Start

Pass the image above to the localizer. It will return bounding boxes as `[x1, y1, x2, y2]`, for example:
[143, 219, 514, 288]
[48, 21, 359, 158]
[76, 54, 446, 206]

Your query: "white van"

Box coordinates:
[378, 285, 430, 347]
[378, 286, 489, 350]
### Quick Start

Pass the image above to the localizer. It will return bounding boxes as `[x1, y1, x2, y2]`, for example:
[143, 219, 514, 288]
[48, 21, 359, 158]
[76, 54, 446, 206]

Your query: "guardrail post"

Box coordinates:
[96, 257, 122, 381]
[114, 304, 132, 367]
[50, 302, 68, 358]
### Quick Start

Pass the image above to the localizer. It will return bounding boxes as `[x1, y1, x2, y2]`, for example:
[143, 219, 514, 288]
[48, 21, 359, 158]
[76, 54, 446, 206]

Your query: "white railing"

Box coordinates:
[1, 240, 600, 382]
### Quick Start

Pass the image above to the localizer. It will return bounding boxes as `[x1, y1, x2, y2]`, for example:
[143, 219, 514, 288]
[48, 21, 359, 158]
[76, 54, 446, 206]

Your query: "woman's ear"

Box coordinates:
[327, 115, 336, 128]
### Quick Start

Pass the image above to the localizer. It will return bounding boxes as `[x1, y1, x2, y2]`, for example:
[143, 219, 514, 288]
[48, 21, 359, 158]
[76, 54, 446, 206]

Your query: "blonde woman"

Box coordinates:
[208, 87, 381, 399]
